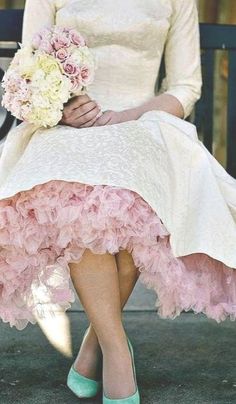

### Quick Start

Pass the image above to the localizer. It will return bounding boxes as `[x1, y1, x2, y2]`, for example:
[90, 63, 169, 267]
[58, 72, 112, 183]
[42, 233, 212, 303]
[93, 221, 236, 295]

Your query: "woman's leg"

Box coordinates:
[69, 248, 137, 398]
[115, 249, 141, 307]
[72, 249, 140, 380]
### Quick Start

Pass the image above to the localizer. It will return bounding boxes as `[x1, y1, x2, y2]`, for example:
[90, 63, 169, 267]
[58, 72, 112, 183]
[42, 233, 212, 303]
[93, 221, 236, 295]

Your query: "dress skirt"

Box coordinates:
[0, 110, 236, 330]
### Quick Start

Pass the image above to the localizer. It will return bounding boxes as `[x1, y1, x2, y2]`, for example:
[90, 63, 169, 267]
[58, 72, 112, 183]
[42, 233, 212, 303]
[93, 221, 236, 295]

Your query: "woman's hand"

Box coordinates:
[92, 93, 185, 127]
[92, 108, 140, 126]
[59, 94, 102, 128]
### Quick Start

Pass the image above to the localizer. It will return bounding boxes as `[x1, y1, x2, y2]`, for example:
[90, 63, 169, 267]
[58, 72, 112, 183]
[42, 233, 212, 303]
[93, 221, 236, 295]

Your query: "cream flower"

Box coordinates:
[36, 53, 63, 75]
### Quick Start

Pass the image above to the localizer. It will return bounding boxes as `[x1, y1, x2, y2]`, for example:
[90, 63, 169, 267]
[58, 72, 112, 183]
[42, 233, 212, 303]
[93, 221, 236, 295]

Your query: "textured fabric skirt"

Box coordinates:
[0, 178, 236, 331]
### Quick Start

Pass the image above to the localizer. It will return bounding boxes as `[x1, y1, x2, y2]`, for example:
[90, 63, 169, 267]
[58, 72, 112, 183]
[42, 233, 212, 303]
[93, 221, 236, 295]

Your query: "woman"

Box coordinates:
[0, 0, 236, 403]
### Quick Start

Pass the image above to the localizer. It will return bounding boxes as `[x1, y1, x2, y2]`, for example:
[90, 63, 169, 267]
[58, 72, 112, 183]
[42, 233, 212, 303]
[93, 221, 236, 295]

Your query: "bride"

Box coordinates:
[0, 1, 236, 402]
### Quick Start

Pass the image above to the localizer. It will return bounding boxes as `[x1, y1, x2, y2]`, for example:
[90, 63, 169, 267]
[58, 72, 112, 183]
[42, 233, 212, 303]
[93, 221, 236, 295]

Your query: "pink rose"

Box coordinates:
[32, 33, 42, 49]
[40, 27, 53, 39]
[70, 76, 83, 91]
[80, 65, 92, 85]
[68, 29, 86, 46]
[39, 39, 54, 54]
[62, 27, 71, 34]
[53, 26, 65, 35]
[52, 33, 71, 50]
[55, 48, 69, 62]
[63, 59, 80, 76]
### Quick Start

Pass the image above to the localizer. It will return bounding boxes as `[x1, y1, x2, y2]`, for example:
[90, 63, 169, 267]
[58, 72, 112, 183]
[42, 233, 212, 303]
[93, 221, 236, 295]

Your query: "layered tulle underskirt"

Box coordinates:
[0, 179, 236, 330]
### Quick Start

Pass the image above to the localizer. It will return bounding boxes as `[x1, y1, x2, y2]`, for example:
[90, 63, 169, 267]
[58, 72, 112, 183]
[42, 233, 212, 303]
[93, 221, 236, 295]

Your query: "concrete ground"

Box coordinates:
[0, 311, 236, 404]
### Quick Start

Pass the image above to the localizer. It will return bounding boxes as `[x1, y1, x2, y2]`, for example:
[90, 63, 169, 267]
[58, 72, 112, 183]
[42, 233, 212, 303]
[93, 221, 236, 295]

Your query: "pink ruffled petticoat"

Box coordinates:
[0, 179, 236, 330]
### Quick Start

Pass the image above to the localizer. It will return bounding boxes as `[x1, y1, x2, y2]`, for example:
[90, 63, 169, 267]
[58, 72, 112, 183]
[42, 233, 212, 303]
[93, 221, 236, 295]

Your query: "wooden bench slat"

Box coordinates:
[200, 49, 215, 154]
[200, 23, 236, 50]
[0, 9, 23, 42]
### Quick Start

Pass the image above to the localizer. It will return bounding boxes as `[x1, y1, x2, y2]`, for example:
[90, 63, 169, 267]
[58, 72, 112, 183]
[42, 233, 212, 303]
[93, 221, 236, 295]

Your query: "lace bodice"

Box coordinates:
[22, 0, 202, 118]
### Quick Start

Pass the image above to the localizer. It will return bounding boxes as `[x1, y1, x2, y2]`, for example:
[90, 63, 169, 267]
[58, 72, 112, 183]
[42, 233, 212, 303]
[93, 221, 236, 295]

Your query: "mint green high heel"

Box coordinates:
[67, 328, 102, 399]
[103, 336, 140, 404]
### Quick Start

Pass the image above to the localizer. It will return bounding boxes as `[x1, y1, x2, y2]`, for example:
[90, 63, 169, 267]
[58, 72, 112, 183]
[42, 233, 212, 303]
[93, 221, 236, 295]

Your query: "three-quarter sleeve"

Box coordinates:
[22, 0, 56, 46]
[159, 0, 202, 119]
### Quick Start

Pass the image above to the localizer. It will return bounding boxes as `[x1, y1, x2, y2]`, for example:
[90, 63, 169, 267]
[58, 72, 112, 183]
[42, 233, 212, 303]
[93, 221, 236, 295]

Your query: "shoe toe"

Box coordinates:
[103, 388, 140, 403]
[67, 365, 102, 398]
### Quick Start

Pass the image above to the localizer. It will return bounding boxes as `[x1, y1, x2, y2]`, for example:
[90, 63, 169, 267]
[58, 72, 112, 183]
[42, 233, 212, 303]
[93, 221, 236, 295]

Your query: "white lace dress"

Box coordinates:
[0, 0, 236, 330]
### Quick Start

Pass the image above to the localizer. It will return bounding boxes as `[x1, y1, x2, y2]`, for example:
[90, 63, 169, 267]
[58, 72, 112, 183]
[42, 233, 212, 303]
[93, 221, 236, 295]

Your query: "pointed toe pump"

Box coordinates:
[67, 328, 102, 399]
[67, 363, 102, 399]
[102, 336, 140, 403]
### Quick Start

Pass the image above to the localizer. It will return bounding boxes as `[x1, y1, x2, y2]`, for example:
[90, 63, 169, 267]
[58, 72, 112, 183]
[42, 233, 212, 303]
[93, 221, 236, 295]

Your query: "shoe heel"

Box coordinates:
[67, 327, 102, 399]
[102, 335, 140, 403]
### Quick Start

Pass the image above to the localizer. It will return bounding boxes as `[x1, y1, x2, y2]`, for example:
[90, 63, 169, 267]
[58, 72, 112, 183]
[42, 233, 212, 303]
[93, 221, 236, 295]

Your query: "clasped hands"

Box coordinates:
[59, 94, 139, 128]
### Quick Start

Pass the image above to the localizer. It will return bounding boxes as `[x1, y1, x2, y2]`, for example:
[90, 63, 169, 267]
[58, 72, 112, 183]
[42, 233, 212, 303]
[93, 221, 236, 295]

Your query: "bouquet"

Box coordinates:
[1, 26, 96, 127]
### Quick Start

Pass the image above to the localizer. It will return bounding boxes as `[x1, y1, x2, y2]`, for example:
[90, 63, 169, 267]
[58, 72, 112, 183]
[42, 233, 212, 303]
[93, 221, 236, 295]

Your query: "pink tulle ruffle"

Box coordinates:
[0, 179, 236, 330]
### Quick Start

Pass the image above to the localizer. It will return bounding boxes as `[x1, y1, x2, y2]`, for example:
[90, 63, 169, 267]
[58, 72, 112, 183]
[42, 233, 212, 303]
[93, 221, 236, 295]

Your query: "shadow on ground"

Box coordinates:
[0, 312, 236, 404]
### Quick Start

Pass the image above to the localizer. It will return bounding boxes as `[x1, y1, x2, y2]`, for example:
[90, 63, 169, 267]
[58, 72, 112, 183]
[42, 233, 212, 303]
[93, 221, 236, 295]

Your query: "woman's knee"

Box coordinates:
[69, 248, 117, 272]
[115, 249, 139, 276]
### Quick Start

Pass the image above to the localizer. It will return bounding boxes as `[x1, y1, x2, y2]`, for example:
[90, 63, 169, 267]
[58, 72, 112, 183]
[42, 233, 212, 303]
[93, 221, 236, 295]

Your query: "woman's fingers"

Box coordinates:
[79, 110, 103, 128]
[65, 94, 91, 111]
[79, 115, 101, 128]
[77, 105, 101, 125]
[74, 100, 99, 118]
[61, 101, 99, 125]
[92, 111, 113, 126]
[62, 94, 93, 120]
[60, 95, 107, 128]
[71, 105, 101, 127]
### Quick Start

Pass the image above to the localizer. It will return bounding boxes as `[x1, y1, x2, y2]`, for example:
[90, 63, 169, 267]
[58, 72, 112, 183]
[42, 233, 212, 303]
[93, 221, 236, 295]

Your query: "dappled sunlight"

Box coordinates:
[35, 311, 73, 358]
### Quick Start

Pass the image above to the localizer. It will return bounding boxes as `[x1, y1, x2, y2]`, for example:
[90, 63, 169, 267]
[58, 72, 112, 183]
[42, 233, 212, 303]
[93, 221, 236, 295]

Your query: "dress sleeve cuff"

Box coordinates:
[162, 86, 201, 120]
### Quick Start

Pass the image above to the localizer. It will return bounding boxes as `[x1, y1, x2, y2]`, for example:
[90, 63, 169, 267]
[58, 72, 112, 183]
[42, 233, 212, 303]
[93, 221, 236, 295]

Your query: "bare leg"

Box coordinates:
[69, 248, 137, 398]
[115, 249, 140, 307]
[72, 249, 140, 380]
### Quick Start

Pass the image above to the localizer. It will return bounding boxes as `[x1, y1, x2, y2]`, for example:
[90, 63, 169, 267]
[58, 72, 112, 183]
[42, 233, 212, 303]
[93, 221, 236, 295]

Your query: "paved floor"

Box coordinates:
[0, 311, 236, 404]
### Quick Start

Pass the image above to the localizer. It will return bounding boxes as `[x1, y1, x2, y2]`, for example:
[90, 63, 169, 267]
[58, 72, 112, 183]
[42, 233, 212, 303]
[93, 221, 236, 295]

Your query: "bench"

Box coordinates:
[0, 10, 236, 178]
